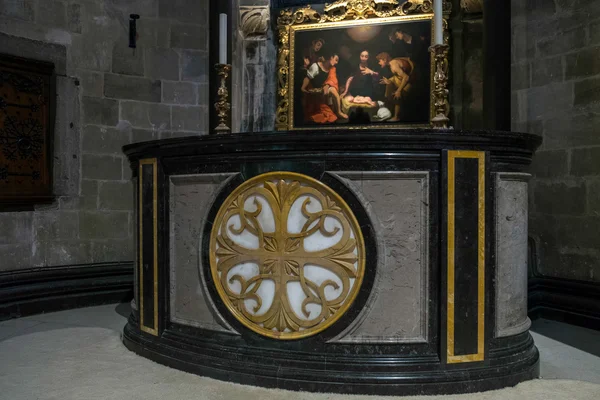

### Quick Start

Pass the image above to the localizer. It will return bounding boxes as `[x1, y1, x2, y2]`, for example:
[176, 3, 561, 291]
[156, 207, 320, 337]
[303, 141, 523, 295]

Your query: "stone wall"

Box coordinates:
[512, 0, 600, 282]
[0, 0, 209, 270]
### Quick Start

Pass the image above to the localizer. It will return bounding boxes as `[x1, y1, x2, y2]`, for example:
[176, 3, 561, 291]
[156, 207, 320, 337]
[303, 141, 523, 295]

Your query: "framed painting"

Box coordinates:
[276, 0, 450, 131]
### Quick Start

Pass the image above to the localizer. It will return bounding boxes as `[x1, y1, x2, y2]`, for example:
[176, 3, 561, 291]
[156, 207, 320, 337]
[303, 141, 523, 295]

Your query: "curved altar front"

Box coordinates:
[122, 130, 541, 396]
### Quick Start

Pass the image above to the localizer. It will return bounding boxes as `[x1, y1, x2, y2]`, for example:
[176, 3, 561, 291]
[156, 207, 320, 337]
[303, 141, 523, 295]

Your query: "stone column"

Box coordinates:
[231, 1, 276, 133]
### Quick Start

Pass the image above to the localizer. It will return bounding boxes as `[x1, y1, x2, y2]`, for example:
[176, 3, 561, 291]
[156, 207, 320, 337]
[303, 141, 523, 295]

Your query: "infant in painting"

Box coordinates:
[345, 95, 376, 107]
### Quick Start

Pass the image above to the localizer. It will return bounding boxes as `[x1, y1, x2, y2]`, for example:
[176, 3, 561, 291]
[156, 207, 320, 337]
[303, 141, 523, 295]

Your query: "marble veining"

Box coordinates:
[496, 173, 531, 337]
[169, 173, 239, 333]
[327, 171, 430, 343]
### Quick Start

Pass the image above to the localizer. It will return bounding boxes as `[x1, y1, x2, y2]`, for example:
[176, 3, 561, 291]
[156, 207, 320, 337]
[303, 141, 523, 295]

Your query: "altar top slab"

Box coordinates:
[123, 129, 542, 161]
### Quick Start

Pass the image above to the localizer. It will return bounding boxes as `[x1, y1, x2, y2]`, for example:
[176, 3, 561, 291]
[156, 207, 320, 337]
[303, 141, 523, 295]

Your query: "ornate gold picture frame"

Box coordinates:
[276, 0, 451, 131]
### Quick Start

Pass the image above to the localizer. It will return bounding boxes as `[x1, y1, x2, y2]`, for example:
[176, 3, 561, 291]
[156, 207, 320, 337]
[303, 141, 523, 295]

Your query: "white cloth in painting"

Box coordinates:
[377, 107, 392, 120]
[306, 63, 320, 79]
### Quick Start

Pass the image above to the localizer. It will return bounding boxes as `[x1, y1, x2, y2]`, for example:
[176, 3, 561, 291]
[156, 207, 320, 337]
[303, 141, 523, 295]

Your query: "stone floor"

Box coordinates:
[0, 304, 599, 399]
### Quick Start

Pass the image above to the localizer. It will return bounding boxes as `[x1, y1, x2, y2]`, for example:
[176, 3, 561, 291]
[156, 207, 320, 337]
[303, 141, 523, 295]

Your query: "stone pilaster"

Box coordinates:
[231, 1, 276, 133]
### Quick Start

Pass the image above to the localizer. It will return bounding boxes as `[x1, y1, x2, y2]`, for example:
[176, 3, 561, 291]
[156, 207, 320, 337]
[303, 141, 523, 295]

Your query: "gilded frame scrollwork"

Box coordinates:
[275, 0, 451, 131]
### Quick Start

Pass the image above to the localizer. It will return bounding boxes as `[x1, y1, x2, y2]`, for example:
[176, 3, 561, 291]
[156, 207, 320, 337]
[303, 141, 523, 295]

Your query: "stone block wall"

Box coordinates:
[512, 0, 600, 282]
[0, 0, 209, 271]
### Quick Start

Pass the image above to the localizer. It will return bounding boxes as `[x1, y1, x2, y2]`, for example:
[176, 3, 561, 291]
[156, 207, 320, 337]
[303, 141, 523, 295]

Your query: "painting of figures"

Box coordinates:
[290, 17, 433, 129]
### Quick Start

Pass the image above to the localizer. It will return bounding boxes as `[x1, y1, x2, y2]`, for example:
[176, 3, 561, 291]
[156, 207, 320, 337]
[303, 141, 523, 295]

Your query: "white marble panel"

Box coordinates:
[327, 171, 429, 344]
[227, 262, 260, 295]
[304, 216, 345, 252]
[496, 173, 531, 337]
[304, 264, 345, 301]
[287, 281, 323, 321]
[287, 194, 322, 234]
[246, 194, 276, 233]
[169, 174, 239, 333]
[227, 215, 260, 250]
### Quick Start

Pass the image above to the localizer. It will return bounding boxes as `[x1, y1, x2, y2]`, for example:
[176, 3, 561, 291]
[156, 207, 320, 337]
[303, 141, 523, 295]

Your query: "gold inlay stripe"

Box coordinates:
[447, 150, 485, 363]
[139, 158, 159, 336]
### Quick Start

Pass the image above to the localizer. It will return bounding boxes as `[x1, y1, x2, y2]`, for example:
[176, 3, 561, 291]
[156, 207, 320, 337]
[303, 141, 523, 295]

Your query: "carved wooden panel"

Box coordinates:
[0, 54, 55, 209]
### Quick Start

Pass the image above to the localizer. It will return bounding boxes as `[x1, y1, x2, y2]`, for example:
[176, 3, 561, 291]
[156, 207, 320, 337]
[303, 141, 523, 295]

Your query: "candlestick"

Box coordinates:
[219, 14, 227, 64]
[434, 0, 443, 45]
[214, 63, 231, 134]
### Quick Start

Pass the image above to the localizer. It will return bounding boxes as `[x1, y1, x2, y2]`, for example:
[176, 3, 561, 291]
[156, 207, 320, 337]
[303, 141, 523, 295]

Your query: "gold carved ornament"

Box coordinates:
[214, 64, 231, 133]
[460, 0, 482, 14]
[275, 0, 451, 131]
[209, 172, 366, 339]
[430, 43, 450, 128]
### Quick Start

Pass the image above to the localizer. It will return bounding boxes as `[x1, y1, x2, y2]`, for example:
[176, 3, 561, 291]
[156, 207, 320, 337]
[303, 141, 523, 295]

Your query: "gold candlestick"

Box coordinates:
[429, 44, 450, 129]
[214, 63, 232, 134]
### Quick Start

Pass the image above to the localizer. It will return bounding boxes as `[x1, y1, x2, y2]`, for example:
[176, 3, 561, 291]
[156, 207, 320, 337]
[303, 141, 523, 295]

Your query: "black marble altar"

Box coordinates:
[122, 129, 541, 395]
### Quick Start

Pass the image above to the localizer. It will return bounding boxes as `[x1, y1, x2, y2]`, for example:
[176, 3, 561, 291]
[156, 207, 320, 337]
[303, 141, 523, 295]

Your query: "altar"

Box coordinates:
[122, 129, 540, 395]
[117, 0, 542, 394]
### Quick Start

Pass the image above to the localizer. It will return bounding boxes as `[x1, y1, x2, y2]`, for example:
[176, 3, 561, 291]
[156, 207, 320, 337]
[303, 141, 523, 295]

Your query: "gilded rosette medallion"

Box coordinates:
[209, 172, 365, 339]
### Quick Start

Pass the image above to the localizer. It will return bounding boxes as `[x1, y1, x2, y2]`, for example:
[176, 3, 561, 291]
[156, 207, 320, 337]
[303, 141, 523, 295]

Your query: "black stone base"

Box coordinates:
[123, 320, 539, 396]
[528, 237, 600, 331]
[529, 275, 600, 331]
[0, 262, 133, 321]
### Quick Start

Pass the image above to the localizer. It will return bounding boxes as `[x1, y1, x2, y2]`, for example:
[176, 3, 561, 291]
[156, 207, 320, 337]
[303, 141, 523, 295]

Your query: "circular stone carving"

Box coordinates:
[209, 172, 366, 340]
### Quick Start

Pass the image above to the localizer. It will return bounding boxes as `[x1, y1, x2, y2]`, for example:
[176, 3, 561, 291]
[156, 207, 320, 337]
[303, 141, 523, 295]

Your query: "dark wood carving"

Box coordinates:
[0, 54, 55, 210]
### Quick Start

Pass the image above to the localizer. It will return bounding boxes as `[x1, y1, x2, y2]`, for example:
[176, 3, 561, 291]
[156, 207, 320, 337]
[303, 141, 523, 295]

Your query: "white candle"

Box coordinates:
[219, 13, 227, 64]
[434, 0, 443, 45]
